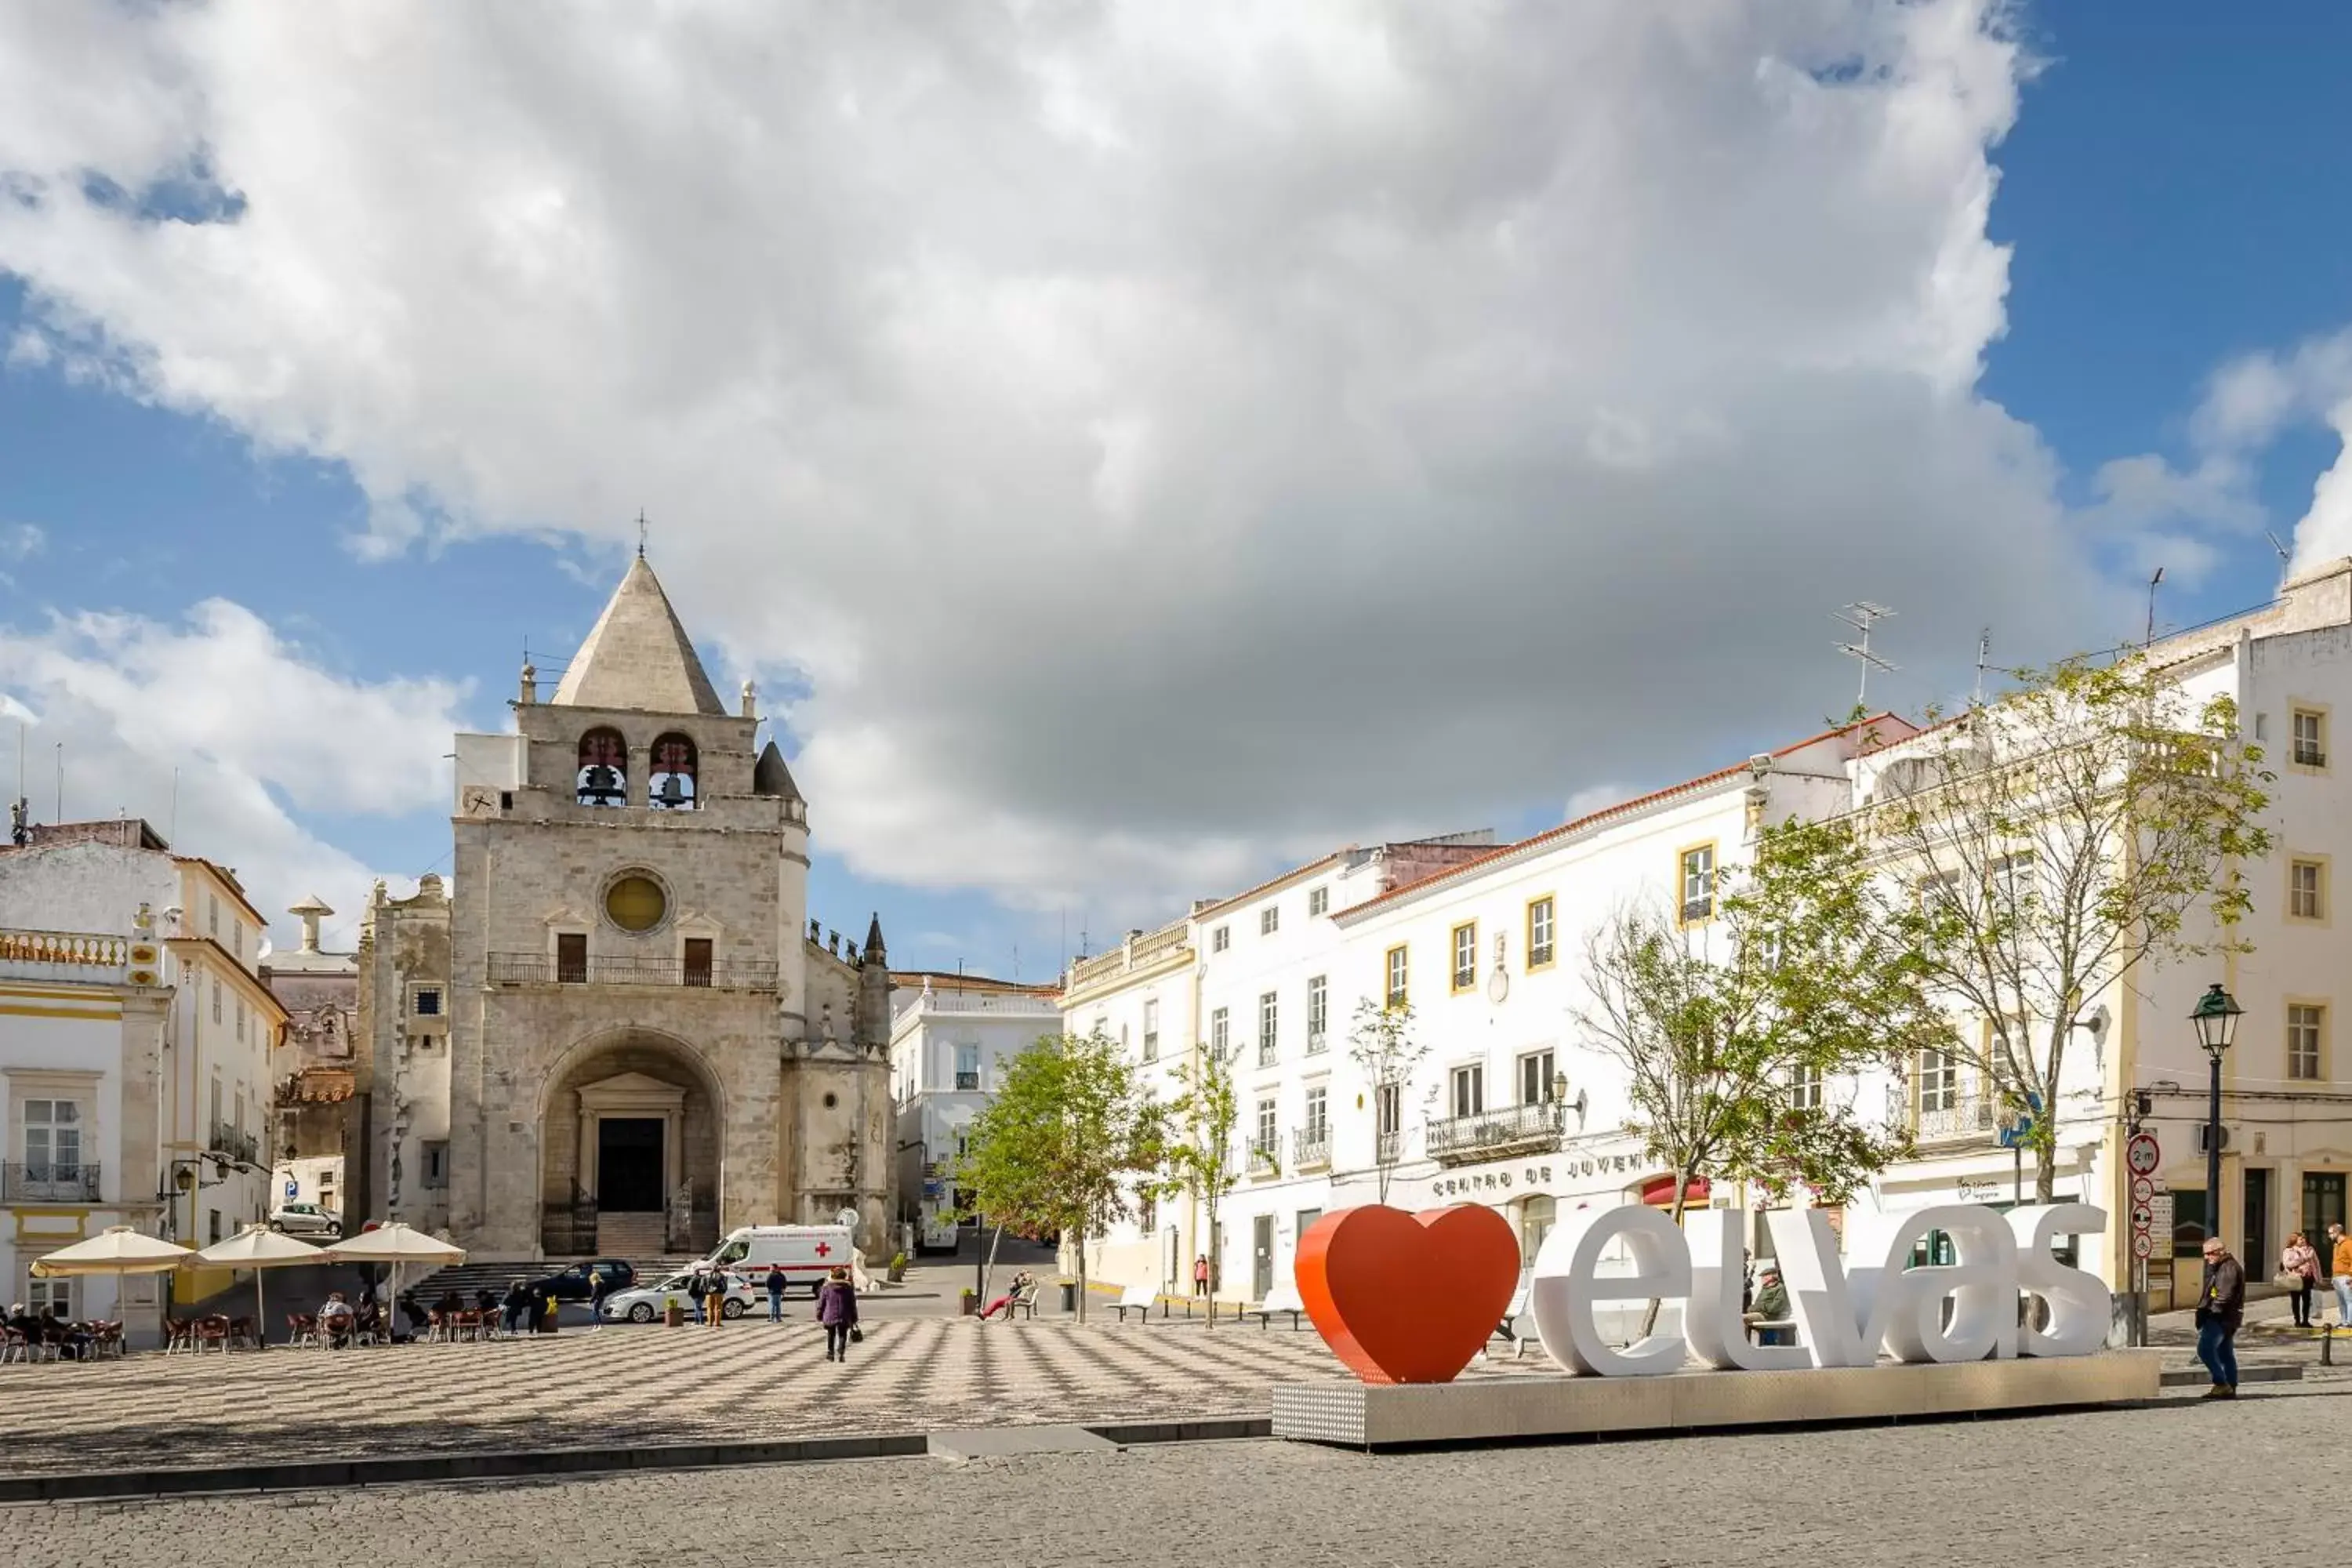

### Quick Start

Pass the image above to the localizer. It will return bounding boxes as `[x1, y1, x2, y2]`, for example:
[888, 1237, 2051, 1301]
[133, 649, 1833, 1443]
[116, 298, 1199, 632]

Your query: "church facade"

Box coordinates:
[358, 557, 894, 1261]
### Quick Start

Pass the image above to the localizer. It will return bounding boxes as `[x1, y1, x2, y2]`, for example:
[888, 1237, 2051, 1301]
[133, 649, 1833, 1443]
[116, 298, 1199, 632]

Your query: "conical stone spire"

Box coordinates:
[550, 557, 728, 717]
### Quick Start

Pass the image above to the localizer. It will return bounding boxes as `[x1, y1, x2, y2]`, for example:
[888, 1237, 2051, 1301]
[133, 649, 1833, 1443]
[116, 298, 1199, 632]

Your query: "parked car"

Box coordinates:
[525, 1259, 637, 1301]
[267, 1201, 342, 1238]
[598, 1269, 758, 1323]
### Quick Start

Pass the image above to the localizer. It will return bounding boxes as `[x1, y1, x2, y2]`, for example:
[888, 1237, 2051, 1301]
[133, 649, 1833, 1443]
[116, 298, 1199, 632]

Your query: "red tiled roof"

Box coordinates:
[1186, 850, 1352, 924]
[1335, 713, 1915, 920]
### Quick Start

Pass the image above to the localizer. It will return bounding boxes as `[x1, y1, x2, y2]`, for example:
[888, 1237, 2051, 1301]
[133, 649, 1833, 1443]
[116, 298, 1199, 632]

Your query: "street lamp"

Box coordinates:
[2190, 982, 2243, 1258]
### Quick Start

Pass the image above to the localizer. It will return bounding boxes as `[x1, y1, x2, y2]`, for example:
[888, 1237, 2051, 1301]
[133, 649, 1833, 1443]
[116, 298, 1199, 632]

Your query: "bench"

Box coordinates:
[1112, 1281, 1161, 1323]
[1487, 1279, 1537, 1359]
[1248, 1281, 1305, 1330]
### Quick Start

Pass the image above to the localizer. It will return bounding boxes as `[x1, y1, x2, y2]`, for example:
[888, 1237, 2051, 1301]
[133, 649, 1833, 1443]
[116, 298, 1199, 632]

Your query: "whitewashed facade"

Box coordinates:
[1063, 557, 2352, 1316]
[887, 972, 1062, 1250]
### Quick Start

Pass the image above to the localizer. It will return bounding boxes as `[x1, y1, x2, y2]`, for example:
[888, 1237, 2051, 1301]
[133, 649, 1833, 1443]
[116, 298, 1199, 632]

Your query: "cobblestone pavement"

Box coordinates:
[9, 1382, 2339, 1567]
[0, 1316, 1531, 1477]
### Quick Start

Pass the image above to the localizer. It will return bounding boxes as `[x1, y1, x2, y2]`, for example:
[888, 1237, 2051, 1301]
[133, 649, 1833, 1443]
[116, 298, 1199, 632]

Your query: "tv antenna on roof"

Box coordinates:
[1833, 602, 1897, 707]
[2144, 566, 2165, 648]
[2266, 530, 2292, 567]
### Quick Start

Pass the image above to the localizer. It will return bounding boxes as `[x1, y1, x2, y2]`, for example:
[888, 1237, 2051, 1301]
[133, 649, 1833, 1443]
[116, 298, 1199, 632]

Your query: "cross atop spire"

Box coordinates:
[637, 509, 648, 560]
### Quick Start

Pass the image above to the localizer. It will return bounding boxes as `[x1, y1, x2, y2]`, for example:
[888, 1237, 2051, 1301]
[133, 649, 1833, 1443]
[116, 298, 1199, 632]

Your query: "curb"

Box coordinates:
[0, 1420, 1272, 1504]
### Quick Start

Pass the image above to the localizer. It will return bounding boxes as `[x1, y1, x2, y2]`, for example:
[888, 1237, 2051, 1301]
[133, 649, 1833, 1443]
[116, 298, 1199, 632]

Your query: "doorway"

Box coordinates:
[2305, 1172, 2346, 1252]
[1252, 1215, 1274, 1300]
[2243, 1167, 2274, 1272]
[597, 1118, 664, 1212]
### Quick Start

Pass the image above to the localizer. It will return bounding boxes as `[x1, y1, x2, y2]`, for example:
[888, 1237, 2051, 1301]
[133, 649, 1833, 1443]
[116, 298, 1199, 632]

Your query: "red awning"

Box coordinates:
[1639, 1174, 1709, 1206]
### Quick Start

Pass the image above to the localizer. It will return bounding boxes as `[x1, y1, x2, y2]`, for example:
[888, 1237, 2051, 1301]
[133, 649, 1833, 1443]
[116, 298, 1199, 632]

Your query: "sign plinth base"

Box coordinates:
[1269, 1351, 2161, 1450]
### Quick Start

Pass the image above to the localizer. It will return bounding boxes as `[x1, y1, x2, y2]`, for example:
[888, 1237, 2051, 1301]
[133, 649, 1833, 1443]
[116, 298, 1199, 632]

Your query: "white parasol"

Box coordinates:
[321, 1223, 466, 1334]
[32, 1225, 193, 1348]
[191, 1225, 327, 1348]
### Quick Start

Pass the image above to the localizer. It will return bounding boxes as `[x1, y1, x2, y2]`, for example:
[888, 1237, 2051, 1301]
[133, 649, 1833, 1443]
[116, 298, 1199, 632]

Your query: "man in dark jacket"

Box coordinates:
[2195, 1236, 2245, 1398]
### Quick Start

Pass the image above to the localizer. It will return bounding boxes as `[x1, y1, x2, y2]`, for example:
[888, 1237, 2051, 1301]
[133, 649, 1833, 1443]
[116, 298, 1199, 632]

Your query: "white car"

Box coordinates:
[597, 1269, 760, 1323]
[267, 1201, 342, 1238]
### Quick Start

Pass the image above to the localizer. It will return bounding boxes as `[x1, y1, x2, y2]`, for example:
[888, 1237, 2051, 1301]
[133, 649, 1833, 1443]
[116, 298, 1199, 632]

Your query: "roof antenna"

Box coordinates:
[2267, 529, 2293, 569]
[1972, 627, 1992, 707]
[636, 510, 648, 560]
[1833, 602, 1896, 708]
[2144, 565, 2165, 648]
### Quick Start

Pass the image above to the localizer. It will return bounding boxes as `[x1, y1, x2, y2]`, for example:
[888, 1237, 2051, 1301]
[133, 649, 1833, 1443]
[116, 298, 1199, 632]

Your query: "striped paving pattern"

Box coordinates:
[0, 1319, 1560, 1477]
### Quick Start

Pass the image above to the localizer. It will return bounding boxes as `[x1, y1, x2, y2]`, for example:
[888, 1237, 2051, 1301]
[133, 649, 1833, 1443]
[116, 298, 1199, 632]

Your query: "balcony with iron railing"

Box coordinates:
[954, 1071, 982, 1091]
[2, 1161, 101, 1202]
[1291, 1127, 1330, 1170]
[1246, 1138, 1279, 1178]
[1425, 1101, 1565, 1165]
[0, 927, 130, 985]
[209, 1123, 261, 1167]
[1912, 1091, 2001, 1146]
[488, 952, 779, 990]
[1376, 1130, 1403, 1165]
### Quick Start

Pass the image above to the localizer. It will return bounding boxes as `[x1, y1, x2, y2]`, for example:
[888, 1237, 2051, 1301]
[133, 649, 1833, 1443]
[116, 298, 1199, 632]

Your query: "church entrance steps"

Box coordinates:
[401, 1256, 702, 1304]
[597, 1213, 669, 1256]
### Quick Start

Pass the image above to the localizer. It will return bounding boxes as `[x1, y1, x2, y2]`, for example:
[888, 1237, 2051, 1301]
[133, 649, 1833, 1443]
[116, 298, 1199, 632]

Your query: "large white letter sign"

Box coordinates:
[1879, 1205, 2018, 1364]
[1681, 1208, 1809, 1371]
[1766, 1207, 1895, 1368]
[2007, 1203, 2111, 1358]
[1530, 1204, 1690, 1376]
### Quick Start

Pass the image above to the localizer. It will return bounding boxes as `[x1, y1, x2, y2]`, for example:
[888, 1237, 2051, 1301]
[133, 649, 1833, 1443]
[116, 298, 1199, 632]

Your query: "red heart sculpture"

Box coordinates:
[1297, 1203, 1520, 1385]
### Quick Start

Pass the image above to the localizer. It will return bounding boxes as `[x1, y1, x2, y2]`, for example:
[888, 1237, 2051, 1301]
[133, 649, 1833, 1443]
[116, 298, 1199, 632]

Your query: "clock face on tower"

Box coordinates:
[461, 786, 499, 816]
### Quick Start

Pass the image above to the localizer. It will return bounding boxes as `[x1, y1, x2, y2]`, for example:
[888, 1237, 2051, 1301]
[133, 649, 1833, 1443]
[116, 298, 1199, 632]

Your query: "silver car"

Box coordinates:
[268, 1201, 342, 1238]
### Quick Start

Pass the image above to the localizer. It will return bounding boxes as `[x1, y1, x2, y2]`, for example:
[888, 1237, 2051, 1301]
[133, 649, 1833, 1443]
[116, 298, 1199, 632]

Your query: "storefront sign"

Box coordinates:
[1431, 1164, 1553, 1200]
[1527, 1202, 2110, 1377]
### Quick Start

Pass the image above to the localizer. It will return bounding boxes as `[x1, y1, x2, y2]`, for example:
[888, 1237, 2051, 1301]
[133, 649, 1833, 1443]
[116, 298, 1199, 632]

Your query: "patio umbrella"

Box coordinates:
[31, 1225, 193, 1348]
[191, 1225, 326, 1348]
[321, 1224, 466, 1333]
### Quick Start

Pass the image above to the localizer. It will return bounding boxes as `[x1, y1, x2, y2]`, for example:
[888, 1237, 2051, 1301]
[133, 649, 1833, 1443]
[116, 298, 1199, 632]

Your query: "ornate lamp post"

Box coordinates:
[2190, 983, 2243, 1256]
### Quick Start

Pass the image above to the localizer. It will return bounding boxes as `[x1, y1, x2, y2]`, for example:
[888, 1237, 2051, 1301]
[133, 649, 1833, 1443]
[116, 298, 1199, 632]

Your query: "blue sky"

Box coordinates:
[2, 1, 2349, 978]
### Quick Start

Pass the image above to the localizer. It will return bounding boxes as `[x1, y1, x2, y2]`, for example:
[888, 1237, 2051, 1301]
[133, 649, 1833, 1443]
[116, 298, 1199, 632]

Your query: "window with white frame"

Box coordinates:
[2292, 859, 2326, 921]
[1308, 886, 1329, 917]
[1518, 1048, 1555, 1106]
[1376, 1083, 1402, 1140]
[1790, 1063, 1824, 1111]
[1679, 845, 1716, 923]
[23, 1098, 83, 1177]
[1450, 1063, 1484, 1120]
[2289, 1004, 2325, 1082]
[1211, 1007, 1229, 1058]
[1258, 991, 1279, 1066]
[1254, 1098, 1277, 1160]
[1261, 906, 1279, 936]
[2294, 707, 2328, 768]
[235, 997, 247, 1044]
[1305, 1085, 1329, 1141]
[27, 1276, 74, 1317]
[1385, 946, 1408, 1007]
[1451, 923, 1477, 993]
[1142, 998, 1160, 1062]
[1306, 976, 1328, 1052]
[1212, 925, 1230, 953]
[1526, 898, 1555, 968]
[1916, 1047, 1958, 1113]
[208, 895, 220, 938]
[211, 978, 223, 1025]
[956, 1043, 982, 1089]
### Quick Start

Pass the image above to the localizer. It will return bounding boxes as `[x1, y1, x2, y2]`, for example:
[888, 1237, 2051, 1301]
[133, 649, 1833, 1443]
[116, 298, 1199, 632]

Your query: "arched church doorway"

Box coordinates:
[539, 1030, 725, 1258]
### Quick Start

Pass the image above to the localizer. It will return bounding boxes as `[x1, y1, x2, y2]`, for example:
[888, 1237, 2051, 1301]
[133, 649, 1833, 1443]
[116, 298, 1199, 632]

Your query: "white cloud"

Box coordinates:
[0, 600, 470, 946]
[0, 1, 2165, 914]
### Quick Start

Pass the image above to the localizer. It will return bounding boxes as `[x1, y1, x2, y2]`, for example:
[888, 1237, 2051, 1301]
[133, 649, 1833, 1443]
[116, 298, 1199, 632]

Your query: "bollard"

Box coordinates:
[2323, 1326, 2335, 1367]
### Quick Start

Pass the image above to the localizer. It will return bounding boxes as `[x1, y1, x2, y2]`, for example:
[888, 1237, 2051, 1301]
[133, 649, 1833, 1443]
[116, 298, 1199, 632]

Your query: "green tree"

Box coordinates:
[956, 1029, 1166, 1322]
[1859, 653, 2275, 1200]
[1347, 999, 1428, 1205]
[1156, 1033, 1245, 1325]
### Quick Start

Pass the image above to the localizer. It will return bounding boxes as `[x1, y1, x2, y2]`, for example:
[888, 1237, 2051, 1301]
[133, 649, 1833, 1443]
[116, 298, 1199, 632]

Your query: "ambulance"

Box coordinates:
[701, 1225, 858, 1298]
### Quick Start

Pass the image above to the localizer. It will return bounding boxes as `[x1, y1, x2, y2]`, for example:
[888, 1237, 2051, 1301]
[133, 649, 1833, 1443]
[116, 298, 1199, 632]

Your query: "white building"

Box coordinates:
[0, 820, 284, 1322]
[1064, 557, 2352, 1317]
[887, 971, 1062, 1251]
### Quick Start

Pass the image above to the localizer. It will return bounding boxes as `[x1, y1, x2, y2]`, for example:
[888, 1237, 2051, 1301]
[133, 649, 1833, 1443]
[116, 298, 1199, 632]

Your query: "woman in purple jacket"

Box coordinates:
[816, 1267, 859, 1362]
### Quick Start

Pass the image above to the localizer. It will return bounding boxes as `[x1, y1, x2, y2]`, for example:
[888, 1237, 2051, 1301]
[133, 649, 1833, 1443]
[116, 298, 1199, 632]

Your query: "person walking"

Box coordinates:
[2283, 1232, 2321, 1329]
[706, 1268, 727, 1329]
[2328, 1223, 2352, 1328]
[588, 1265, 615, 1330]
[1192, 1254, 1210, 1298]
[817, 1265, 859, 1362]
[765, 1264, 786, 1323]
[500, 1278, 532, 1338]
[2195, 1235, 2245, 1399]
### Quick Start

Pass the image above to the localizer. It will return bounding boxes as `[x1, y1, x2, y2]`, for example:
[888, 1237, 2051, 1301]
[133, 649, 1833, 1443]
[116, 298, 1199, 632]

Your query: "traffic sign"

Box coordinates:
[1995, 1091, 2044, 1150]
[2130, 1176, 2154, 1203]
[2132, 1232, 2154, 1260]
[284, 1178, 299, 1200]
[2130, 1204, 2153, 1232]
[2125, 1131, 2161, 1177]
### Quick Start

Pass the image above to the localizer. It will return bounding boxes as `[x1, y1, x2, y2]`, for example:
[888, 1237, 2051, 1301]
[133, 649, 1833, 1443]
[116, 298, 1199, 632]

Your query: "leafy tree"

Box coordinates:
[1157, 1033, 1245, 1325]
[1578, 815, 1949, 1266]
[1347, 999, 1429, 1205]
[1858, 654, 2274, 1200]
[956, 1029, 1166, 1321]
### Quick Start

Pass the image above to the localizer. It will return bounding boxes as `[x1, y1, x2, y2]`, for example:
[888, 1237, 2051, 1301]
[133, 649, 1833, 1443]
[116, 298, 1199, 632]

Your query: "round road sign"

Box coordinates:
[2130, 1175, 2154, 1203]
[2131, 1204, 2153, 1231]
[2131, 1232, 2154, 1260]
[2125, 1131, 2161, 1177]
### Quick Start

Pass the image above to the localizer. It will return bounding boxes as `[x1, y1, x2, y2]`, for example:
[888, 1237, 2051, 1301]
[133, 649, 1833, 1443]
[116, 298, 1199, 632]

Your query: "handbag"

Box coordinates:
[2275, 1271, 2305, 1290]
[849, 1325, 864, 1344]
